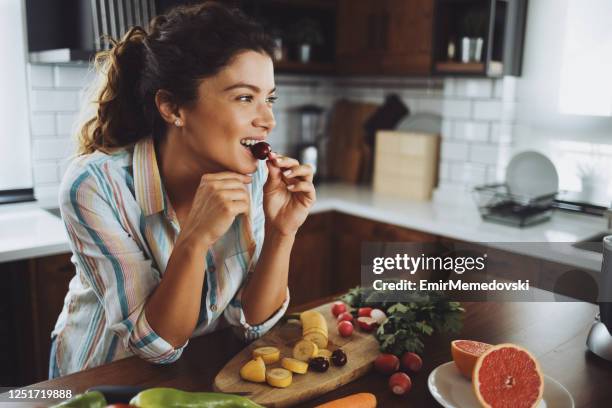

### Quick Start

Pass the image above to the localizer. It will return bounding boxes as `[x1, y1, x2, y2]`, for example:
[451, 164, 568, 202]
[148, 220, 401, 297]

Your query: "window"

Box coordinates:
[559, 0, 612, 116]
[0, 0, 33, 192]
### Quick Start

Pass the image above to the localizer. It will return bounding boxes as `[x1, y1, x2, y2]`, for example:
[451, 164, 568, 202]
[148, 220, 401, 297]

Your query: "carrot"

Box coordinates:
[314, 392, 377, 408]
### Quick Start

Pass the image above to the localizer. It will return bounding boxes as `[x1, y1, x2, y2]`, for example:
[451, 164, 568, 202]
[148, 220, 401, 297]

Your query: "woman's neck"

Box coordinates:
[155, 131, 210, 210]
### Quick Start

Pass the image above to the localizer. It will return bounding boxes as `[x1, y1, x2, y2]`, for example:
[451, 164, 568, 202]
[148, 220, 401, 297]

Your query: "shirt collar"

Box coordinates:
[133, 137, 166, 216]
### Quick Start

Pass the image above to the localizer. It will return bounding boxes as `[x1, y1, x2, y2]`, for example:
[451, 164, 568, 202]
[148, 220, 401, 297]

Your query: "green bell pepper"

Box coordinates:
[51, 390, 106, 408]
[130, 388, 263, 408]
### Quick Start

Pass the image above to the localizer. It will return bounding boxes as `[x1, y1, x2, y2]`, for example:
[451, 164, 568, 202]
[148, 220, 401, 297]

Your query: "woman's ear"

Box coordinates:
[155, 89, 182, 125]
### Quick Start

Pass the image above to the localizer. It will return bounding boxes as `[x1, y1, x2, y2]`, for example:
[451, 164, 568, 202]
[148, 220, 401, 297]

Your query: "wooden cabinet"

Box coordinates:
[288, 212, 333, 306]
[381, 0, 434, 75]
[432, 0, 528, 77]
[336, 0, 434, 76]
[1, 254, 74, 385]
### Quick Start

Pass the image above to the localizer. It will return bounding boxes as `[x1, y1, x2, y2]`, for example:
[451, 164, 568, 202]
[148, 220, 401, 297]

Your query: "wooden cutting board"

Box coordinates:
[213, 302, 380, 407]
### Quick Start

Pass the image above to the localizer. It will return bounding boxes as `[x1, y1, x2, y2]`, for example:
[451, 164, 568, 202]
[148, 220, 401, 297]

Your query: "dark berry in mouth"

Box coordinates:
[250, 142, 271, 160]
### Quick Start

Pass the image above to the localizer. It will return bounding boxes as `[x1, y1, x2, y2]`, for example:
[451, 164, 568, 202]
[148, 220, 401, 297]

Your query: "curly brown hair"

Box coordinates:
[77, 1, 275, 155]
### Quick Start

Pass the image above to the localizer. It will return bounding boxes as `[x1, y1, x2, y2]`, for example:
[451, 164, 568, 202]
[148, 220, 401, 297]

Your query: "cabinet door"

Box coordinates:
[288, 213, 332, 306]
[336, 0, 382, 74]
[331, 213, 440, 292]
[5, 253, 74, 385]
[381, 0, 433, 75]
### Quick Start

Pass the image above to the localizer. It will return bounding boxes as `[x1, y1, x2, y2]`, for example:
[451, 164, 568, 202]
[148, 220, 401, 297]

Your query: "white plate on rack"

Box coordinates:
[505, 151, 558, 199]
[427, 362, 574, 408]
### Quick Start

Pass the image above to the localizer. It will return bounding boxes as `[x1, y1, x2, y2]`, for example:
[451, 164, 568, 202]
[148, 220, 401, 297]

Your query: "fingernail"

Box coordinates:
[283, 170, 292, 177]
[287, 184, 295, 190]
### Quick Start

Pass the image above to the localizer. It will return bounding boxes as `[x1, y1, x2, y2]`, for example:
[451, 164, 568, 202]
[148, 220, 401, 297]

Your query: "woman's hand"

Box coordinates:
[263, 152, 316, 236]
[179, 172, 252, 249]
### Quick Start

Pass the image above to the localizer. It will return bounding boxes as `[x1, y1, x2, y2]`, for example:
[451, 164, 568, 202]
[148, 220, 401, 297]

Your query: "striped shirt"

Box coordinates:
[50, 137, 289, 378]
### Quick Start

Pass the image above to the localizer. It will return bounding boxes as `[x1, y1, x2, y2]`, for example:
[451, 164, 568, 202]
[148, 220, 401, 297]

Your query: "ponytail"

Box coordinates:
[77, 26, 148, 155]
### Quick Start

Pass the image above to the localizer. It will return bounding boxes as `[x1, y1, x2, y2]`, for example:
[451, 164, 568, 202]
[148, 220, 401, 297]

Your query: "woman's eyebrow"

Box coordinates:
[223, 82, 276, 94]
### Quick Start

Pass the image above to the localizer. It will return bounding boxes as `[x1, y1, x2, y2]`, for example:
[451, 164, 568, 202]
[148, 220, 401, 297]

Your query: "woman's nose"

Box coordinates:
[253, 104, 276, 132]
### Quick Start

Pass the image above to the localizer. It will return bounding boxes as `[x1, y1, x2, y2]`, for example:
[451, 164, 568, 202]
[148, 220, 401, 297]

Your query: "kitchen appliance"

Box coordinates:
[586, 235, 612, 362]
[296, 105, 324, 181]
[27, 0, 156, 63]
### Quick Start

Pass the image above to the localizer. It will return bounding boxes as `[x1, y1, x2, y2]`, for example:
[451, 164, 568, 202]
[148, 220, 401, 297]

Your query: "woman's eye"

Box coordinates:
[267, 95, 278, 105]
[238, 95, 253, 102]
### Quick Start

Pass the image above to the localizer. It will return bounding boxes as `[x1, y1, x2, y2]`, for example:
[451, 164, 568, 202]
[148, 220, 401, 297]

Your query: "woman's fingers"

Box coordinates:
[282, 164, 314, 183]
[287, 181, 316, 200]
[270, 153, 300, 169]
[217, 188, 249, 202]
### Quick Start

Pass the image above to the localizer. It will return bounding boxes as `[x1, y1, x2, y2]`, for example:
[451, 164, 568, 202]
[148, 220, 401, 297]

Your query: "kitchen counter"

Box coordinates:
[0, 183, 606, 270]
[312, 183, 607, 271]
[11, 296, 612, 407]
[0, 202, 69, 263]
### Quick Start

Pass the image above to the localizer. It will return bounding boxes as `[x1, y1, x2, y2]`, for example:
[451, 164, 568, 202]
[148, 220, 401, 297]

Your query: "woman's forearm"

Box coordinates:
[241, 227, 294, 325]
[144, 234, 209, 347]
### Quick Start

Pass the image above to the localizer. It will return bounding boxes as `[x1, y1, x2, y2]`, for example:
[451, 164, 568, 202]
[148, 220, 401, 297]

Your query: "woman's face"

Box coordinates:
[180, 50, 277, 175]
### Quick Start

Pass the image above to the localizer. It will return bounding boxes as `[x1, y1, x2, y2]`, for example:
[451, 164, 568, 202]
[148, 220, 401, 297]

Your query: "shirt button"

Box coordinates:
[210, 304, 217, 312]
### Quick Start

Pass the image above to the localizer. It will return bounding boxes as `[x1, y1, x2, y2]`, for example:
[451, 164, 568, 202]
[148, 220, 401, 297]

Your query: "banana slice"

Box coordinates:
[281, 357, 309, 374]
[304, 331, 328, 349]
[252, 346, 280, 364]
[266, 368, 293, 388]
[239, 356, 266, 383]
[293, 339, 319, 362]
[317, 349, 332, 359]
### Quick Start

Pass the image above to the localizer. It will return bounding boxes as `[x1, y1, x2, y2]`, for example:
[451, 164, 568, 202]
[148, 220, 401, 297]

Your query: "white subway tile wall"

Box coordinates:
[27, 64, 517, 204]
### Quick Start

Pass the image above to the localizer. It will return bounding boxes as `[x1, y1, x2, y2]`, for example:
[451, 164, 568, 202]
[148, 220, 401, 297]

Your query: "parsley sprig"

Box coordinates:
[339, 286, 465, 356]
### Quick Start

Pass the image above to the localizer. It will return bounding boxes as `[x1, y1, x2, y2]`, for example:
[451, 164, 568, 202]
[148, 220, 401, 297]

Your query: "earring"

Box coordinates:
[173, 117, 183, 127]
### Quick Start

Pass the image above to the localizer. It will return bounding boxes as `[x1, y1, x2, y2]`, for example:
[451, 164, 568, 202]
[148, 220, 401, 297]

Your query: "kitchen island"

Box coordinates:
[11, 296, 612, 408]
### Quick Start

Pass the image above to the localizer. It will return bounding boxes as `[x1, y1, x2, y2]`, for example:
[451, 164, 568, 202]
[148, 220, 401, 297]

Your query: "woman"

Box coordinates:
[50, 2, 315, 378]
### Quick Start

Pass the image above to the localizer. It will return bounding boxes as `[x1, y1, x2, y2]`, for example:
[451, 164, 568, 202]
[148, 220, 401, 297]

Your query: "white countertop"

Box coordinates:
[0, 202, 70, 263]
[0, 184, 607, 271]
[311, 183, 607, 272]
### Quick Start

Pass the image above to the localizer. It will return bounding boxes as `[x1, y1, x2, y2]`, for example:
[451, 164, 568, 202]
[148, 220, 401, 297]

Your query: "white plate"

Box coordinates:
[427, 362, 574, 408]
[505, 151, 559, 198]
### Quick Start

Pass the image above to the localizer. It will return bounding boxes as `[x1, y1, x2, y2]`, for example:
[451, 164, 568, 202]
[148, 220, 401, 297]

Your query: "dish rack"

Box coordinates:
[472, 183, 557, 227]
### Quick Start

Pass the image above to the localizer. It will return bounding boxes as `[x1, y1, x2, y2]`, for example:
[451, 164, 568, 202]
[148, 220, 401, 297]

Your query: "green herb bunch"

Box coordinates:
[339, 286, 465, 356]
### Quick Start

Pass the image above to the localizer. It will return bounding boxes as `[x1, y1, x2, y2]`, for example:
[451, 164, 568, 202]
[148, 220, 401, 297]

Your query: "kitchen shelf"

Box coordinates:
[434, 61, 485, 74]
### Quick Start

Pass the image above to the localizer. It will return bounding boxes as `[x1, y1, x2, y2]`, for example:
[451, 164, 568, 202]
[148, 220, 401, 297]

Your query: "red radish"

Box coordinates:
[374, 354, 400, 375]
[370, 308, 387, 324]
[358, 307, 373, 317]
[337, 320, 354, 337]
[357, 316, 377, 332]
[389, 372, 412, 395]
[401, 352, 423, 372]
[337, 312, 353, 323]
[331, 301, 347, 317]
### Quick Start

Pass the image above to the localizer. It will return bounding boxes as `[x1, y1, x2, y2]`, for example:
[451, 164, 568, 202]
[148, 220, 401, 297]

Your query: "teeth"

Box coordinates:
[240, 139, 261, 146]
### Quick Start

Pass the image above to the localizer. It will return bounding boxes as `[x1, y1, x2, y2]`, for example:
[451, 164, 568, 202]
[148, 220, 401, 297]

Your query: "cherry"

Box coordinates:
[250, 142, 271, 160]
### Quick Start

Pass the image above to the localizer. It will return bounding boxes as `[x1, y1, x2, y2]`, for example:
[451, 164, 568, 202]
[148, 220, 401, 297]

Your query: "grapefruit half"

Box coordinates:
[451, 339, 493, 380]
[472, 343, 544, 408]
